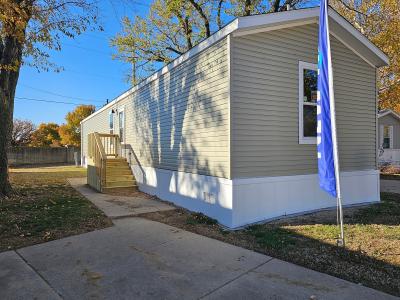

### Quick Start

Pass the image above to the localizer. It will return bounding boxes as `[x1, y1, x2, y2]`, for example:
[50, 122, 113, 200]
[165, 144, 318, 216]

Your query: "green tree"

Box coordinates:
[111, 0, 312, 83]
[30, 122, 61, 147]
[0, 0, 100, 196]
[112, 0, 216, 83]
[59, 104, 95, 147]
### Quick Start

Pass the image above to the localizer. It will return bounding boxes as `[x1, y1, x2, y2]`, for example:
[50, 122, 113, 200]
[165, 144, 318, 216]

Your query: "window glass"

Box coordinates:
[302, 67, 318, 139]
[303, 105, 317, 137]
[118, 111, 124, 143]
[109, 113, 114, 130]
[109, 112, 114, 136]
[303, 69, 318, 103]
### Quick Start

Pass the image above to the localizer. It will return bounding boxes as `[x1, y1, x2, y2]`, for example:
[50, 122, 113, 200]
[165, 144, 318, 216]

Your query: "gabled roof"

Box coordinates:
[82, 6, 389, 124]
[378, 109, 400, 121]
[233, 7, 388, 67]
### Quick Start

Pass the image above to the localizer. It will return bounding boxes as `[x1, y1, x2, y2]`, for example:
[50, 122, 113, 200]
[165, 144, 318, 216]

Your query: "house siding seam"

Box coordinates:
[81, 38, 230, 178]
[231, 23, 377, 178]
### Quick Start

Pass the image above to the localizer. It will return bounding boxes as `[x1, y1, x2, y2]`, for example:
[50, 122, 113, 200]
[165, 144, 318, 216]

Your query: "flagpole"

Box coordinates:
[324, 1, 345, 247]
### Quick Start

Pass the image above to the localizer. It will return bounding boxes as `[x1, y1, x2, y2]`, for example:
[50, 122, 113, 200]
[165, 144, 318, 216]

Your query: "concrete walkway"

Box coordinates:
[68, 178, 175, 218]
[381, 179, 400, 194]
[1, 217, 397, 300]
[1, 179, 397, 299]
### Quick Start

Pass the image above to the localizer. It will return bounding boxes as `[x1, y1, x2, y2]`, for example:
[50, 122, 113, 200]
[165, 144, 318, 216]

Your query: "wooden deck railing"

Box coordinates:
[87, 132, 121, 191]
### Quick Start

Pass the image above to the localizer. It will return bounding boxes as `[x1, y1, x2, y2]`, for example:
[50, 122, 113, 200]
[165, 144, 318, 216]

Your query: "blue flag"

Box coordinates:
[317, 0, 337, 198]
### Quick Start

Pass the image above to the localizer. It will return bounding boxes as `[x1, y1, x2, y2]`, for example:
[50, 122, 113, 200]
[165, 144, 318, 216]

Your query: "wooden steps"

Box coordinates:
[104, 158, 137, 190]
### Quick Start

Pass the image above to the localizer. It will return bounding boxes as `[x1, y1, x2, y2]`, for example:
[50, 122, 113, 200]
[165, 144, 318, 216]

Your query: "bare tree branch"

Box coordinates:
[188, 0, 210, 37]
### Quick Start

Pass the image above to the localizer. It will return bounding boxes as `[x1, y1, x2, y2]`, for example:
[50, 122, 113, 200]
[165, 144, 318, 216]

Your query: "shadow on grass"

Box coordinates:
[267, 193, 400, 227]
[242, 193, 400, 297]
[244, 222, 400, 297]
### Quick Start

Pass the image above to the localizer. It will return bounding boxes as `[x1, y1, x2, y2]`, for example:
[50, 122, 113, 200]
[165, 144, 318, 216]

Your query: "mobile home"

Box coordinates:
[81, 7, 389, 228]
[378, 109, 400, 166]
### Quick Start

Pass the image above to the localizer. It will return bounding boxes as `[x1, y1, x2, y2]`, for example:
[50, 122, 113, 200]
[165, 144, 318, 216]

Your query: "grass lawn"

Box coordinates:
[0, 165, 112, 252]
[141, 192, 400, 297]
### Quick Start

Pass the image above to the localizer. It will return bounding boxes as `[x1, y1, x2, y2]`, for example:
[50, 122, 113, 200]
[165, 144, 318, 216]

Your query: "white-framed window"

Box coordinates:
[298, 61, 318, 144]
[380, 125, 393, 149]
[118, 107, 125, 143]
[109, 111, 114, 135]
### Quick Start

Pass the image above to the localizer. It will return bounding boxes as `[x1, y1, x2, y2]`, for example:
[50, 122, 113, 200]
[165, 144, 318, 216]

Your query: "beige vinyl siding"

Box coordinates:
[231, 23, 377, 178]
[81, 38, 230, 178]
[379, 114, 400, 148]
[81, 108, 110, 162]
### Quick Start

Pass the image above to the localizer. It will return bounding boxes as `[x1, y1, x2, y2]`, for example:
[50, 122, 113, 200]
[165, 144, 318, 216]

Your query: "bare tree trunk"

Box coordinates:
[244, 0, 252, 16]
[0, 36, 24, 197]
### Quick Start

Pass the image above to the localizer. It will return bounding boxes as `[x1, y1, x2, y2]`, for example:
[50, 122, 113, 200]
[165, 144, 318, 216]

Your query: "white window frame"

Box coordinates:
[118, 106, 125, 144]
[380, 125, 393, 149]
[298, 61, 318, 145]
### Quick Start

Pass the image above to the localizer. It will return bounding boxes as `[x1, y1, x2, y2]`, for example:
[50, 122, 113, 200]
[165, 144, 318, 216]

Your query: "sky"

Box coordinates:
[14, 1, 320, 126]
[14, 1, 151, 125]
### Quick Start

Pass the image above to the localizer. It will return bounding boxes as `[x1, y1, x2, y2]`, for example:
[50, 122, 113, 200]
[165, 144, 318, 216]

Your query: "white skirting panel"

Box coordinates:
[231, 169, 380, 228]
[131, 165, 234, 227]
[130, 165, 380, 229]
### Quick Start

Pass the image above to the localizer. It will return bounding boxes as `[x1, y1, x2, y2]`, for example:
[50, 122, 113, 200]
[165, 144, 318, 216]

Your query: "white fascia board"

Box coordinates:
[234, 7, 388, 68]
[378, 109, 400, 121]
[81, 19, 239, 124]
[236, 7, 319, 33]
[232, 19, 317, 37]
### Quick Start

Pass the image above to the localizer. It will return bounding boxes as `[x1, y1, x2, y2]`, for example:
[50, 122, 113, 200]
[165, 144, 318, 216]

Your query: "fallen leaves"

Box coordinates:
[0, 166, 112, 253]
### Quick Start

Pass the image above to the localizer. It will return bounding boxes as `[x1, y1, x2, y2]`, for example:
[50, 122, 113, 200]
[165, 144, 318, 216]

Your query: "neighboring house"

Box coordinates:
[378, 109, 400, 166]
[81, 7, 389, 228]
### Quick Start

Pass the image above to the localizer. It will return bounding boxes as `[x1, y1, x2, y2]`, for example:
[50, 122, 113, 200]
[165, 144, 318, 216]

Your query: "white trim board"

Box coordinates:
[378, 109, 400, 121]
[129, 164, 380, 229]
[81, 7, 388, 124]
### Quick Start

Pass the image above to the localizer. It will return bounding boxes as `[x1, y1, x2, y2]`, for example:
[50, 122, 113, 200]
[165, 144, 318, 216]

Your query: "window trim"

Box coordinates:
[298, 61, 318, 145]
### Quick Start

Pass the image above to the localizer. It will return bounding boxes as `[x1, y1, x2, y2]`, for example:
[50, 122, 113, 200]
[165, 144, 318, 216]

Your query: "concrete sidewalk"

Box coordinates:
[68, 177, 175, 218]
[1, 217, 396, 300]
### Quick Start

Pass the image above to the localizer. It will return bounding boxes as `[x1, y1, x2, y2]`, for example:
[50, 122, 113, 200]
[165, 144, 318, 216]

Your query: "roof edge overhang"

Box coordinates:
[234, 7, 389, 68]
[378, 109, 400, 121]
[81, 6, 389, 124]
